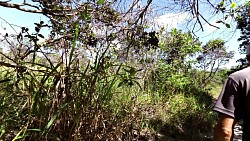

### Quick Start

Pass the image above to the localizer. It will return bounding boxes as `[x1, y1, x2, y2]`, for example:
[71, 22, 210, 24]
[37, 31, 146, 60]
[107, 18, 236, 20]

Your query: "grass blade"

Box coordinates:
[69, 22, 79, 65]
[42, 103, 69, 135]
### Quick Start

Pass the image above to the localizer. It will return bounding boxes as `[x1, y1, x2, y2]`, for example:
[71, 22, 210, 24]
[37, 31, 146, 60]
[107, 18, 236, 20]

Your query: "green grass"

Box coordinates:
[209, 84, 223, 99]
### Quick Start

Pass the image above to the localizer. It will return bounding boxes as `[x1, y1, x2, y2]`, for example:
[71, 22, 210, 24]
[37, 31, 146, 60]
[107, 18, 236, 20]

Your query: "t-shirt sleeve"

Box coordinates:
[213, 77, 241, 119]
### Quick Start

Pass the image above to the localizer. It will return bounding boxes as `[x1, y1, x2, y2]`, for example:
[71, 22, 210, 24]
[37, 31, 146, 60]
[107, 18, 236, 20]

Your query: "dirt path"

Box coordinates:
[156, 122, 243, 141]
[234, 123, 243, 141]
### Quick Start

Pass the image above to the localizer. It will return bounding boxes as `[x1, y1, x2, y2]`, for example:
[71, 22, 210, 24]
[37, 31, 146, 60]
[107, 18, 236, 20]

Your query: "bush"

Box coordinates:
[145, 92, 215, 141]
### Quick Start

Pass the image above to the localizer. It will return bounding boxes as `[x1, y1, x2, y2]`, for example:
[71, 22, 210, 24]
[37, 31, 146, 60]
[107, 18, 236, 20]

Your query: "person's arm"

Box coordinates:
[213, 114, 236, 141]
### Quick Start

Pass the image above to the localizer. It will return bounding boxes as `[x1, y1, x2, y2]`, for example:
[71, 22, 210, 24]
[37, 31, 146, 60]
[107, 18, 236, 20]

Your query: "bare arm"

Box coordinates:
[213, 114, 236, 141]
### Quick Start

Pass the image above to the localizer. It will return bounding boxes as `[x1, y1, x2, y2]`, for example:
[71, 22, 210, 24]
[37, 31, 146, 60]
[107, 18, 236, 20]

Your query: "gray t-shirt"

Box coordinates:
[214, 66, 250, 141]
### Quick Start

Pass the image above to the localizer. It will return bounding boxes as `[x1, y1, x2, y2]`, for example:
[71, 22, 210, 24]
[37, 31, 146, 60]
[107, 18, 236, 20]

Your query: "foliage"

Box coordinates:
[236, 1, 250, 54]
[140, 29, 217, 140]
[0, 0, 237, 140]
[234, 1, 250, 69]
[144, 29, 201, 94]
[146, 87, 215, 141]
[158, 29, 201, 69]
[164, 92, 215, 141]
[196, 39, 234, 86]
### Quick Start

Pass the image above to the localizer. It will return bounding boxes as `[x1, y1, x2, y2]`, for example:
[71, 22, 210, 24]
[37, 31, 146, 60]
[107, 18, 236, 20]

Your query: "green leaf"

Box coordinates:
[43, 103, 69, 135]
[225, 23, 230, 28]
[69, 22, 79, 65]
[82, 9, 87, 18]
[215, 20, 223, 23]
[27, 129, 42, 132]
[230, 2, 236, 8]
[35, 26, 40, 32]
[38, 34, 44, 38]
[82, 5, 92, 20]
[128, 67, 136, 77]
[224, 15, 228, 20]
[0, 126, 5, 138]
[12, 128, 24, 141]
[118, 81, 124, 87]
[86, 14, 92, 20]
[97, 0, 104, 4]
[219, 1, 224, 6]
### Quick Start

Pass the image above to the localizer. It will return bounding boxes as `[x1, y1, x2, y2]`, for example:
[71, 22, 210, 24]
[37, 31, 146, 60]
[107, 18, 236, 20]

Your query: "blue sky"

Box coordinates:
[0, 0, 246, 68]
[0, 1, 49, 37]
[151, 0, 246, 68]
[195, 23, 244, 68]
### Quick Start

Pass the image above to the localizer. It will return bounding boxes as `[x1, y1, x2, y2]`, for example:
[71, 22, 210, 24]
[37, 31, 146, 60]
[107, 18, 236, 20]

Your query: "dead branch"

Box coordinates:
[0, 1, 73, 17]
[0, 1, 44, 14]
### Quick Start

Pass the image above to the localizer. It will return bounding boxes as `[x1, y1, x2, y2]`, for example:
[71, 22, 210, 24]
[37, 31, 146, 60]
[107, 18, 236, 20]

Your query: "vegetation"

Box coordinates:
[237, 1, 250, 54]
[234, 1, 250, 68]
[0, 0, 248, 141]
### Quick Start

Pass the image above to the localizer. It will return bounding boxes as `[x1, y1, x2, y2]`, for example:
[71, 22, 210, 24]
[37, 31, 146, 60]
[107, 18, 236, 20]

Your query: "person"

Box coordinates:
[213, 45, 250, 141]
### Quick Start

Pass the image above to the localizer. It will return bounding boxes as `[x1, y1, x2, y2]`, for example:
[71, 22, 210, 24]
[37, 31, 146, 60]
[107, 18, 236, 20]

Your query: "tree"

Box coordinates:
[237, 1, 250, 52]
[196, 39, 234, 86]
[143, 28, 202, 94]
[157, 29, 201, 71]
[235, 1, 250, 67]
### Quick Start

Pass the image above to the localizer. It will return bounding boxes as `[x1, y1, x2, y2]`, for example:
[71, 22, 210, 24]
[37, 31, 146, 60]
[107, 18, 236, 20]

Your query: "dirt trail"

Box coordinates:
[234, 123, 243, 141]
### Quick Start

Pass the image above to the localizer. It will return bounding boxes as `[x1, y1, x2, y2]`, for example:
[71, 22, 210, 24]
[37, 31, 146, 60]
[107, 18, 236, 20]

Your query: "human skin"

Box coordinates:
[213, 114, 236, 141]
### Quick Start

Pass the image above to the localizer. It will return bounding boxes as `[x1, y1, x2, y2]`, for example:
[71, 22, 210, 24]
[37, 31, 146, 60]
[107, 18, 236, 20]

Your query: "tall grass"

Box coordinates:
[0, 26, 217, 141]
[0, 33, 150, 140]
[0, 52, 217, 140]
[0, 53, 216, 141]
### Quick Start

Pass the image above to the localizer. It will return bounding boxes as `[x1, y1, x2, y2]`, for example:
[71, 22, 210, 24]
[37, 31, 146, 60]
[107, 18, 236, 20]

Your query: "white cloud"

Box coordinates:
[153, 12, 189, 29]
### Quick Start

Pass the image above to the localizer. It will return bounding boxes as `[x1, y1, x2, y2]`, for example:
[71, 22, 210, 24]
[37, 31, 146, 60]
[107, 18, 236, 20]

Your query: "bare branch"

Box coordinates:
[0, 17, 20, 34]
[0, 1, 44, 14]
[0, 1, 73, 17]
[23, 2, 40, 10]
[0, 61, 17, 68]
[199, 12, 220, 29]
[135, 0, 152, 24]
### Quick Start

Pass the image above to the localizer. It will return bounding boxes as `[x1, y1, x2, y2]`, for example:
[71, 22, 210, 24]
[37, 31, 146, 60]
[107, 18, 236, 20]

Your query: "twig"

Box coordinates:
[199, 12, 220, 29]
[0, 1, 44, 14]
[0, 1, 73, 17]
[135, 0, 152, 24]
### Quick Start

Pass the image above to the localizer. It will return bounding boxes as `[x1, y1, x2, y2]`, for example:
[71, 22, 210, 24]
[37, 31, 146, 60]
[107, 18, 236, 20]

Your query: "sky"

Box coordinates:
[151, 0, 247, 68]
[0, 0, 49, 39]
[0, 0, 247, 68]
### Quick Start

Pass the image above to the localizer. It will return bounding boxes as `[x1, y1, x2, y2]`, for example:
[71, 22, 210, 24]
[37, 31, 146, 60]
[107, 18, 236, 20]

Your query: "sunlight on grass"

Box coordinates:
[210, 85, 223, 99]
